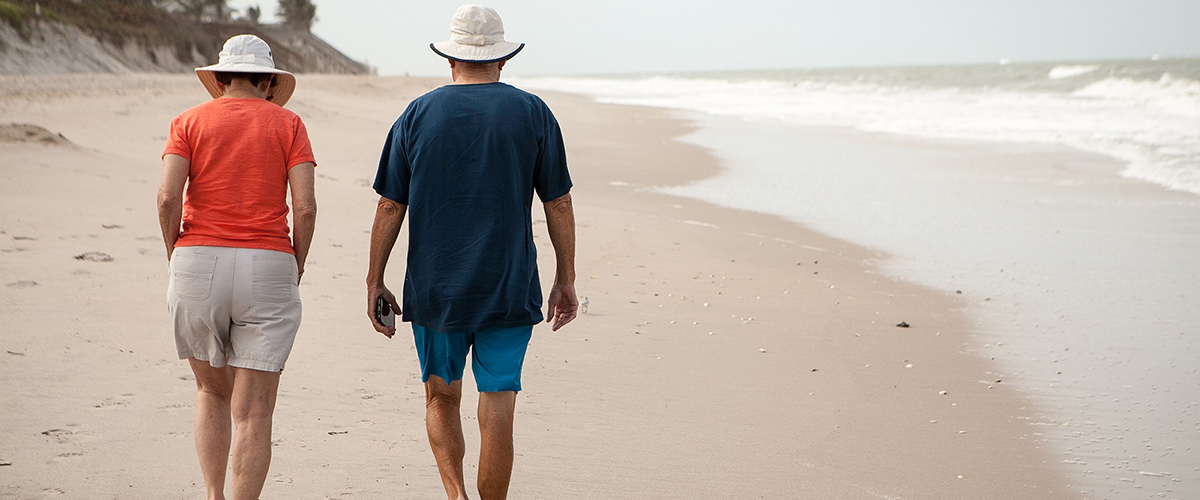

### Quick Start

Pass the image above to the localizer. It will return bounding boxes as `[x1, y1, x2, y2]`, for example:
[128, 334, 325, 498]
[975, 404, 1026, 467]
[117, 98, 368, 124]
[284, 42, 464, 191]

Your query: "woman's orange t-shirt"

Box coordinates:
[163, 98, 316, 255]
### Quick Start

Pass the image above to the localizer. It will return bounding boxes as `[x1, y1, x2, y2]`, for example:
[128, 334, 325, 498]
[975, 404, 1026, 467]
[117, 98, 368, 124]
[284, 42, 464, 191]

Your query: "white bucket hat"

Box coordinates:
[195, 34, 297, 107]
[430, 5, 524, 63]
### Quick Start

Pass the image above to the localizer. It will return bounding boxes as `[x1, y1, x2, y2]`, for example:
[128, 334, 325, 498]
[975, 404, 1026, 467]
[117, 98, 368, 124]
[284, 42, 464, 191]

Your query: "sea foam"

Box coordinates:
[1048, 65, 1100, 79]
[517, 61, 1200, 196]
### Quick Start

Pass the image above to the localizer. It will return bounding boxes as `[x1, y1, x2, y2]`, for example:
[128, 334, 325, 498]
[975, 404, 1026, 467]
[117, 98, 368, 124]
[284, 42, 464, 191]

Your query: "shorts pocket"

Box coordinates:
[171, 252, 216, 301]
[252, 253, 297, 303]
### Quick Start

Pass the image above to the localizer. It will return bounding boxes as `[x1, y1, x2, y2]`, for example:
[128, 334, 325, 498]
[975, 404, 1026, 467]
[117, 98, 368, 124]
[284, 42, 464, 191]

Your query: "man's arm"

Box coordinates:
[287, 162, 317, 283]
[157, 154, 190, 261]
[367, 196, 407, 338]
[543, 193, 578, 331]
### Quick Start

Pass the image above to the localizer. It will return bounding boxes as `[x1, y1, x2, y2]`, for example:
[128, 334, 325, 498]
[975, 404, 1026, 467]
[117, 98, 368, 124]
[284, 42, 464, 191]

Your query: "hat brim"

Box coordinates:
[430, 41, 524, 63]
[195, 64, 296, 107]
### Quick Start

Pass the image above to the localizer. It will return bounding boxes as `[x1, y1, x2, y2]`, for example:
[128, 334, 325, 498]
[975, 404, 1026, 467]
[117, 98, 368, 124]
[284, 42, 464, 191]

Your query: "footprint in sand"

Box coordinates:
[93, 395, 131, 409]
[5, 280, 38, 288]
[73, 251, 113, 262]
[40, 429, 74, 444]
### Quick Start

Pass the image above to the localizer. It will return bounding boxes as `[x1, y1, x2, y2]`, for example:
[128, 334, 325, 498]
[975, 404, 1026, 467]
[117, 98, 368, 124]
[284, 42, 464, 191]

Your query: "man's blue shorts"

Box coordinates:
[412, 324, 534, 393]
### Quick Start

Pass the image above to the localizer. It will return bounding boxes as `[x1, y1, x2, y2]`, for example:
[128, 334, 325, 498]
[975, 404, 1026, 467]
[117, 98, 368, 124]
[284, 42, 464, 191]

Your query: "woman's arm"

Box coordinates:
[288, 162, 317, 282]
[157, 154, 190, 261]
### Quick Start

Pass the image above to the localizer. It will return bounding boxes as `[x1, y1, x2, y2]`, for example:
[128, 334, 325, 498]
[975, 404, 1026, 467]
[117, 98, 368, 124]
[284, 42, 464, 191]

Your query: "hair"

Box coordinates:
[455, 60, 497, 69]
[455, 59, 506, 70]
[214, 72, 275, 87]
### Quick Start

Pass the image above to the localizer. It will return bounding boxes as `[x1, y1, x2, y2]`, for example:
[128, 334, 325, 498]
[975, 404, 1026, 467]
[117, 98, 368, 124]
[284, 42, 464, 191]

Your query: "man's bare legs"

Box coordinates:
[477, 391, 517, 500]
[425, 377, 519, 500]
[188, 359, 281, 500]
[190, 359, 235, 500]
[426, 377, 468, 500]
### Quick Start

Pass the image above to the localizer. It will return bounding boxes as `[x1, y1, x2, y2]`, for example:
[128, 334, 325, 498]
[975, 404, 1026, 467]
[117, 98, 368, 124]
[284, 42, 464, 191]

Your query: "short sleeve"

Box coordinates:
[373, 118, 411, 205]
[162, 115, 193, 161]
[533, 107, 572, 202]
[287, 116, 317, 169]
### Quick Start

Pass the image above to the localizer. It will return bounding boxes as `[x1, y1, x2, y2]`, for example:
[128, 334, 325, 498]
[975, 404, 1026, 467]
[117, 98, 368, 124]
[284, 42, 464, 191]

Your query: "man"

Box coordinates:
[367, 5, 578, 499]
[158, 34, 316, 500]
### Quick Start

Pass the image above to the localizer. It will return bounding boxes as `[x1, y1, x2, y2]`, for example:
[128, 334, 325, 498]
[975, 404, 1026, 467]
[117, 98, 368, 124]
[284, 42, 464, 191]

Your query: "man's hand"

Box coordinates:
[542, 193, 577, 331]
[546, 282, 578, 331]
[367, 197, 407, 339]
[368, 283, 401, 338]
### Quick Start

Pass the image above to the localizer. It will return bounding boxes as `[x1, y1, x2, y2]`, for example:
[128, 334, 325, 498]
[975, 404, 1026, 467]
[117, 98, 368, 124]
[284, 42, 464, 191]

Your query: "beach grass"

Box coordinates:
[0, 1, 31, 39]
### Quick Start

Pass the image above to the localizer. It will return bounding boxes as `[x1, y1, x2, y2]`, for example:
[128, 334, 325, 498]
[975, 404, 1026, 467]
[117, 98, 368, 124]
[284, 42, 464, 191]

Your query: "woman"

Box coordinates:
[156, 34, 316, 500]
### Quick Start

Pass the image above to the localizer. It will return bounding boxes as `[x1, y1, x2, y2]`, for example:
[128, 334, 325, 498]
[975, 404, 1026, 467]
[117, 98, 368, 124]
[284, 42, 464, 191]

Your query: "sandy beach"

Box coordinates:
[0, 74, 1080, 499]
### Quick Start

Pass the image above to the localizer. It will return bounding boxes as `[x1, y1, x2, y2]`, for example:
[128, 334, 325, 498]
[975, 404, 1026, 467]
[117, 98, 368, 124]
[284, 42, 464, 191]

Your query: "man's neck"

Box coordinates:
[449, 60, 502, 84]
[451, 74, 500, 85]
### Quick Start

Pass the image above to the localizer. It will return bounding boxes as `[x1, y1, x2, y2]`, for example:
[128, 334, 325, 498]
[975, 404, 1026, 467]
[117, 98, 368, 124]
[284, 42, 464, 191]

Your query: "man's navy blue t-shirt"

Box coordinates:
[374, 82, 572, 333]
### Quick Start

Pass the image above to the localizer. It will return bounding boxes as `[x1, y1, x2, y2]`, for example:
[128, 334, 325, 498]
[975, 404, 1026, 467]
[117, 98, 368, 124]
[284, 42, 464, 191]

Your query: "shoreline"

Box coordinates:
[0, 74, 1079, 499]
[640, 106, 1200, 499]
[536, 90, 1081, 498]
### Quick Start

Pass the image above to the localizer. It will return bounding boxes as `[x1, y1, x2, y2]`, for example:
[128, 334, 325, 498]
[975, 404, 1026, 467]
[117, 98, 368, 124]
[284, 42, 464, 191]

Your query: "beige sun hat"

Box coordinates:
[430, 5, 524, 63]
[195, 34, 296, 107]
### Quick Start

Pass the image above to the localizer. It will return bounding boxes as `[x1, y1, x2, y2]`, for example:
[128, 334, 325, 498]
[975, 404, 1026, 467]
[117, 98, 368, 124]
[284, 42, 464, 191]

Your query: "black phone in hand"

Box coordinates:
[375, 296, 395, 328]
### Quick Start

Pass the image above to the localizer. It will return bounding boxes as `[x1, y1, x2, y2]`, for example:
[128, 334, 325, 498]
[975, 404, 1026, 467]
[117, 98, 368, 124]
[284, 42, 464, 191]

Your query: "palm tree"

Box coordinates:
[211, 0, 228, 22]
[175, 0, 230, 22]
[277, 0, 316, 31]
[246, 5, 261, 25]
[177, 0, 208, 22]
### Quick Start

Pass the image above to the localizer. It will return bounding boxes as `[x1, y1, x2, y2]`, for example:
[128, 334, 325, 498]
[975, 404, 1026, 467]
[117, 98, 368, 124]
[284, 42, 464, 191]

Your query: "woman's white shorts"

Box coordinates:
[167, 246, 301, 372]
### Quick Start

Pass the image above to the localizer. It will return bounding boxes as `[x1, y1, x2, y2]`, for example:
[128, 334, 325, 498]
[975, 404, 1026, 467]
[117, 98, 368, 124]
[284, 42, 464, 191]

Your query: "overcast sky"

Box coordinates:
[226, 0, 1200, 77]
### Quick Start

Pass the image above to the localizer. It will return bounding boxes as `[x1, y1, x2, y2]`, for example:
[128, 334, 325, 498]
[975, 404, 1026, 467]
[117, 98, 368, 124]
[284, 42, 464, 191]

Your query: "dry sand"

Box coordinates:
[0, 74, 1080, 499]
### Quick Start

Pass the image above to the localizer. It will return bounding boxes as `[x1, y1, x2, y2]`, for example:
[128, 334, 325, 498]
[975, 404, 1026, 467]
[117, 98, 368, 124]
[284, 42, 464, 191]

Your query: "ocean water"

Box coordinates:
[516, 59, 1200, 499]
[524, 59, 1200, 197]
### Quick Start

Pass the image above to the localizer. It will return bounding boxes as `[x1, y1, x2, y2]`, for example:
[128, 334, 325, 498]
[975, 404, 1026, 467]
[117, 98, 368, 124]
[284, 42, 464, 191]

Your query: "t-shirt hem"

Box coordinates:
[375, 191, 407, 205]
[162, 148, 192, 161]
[175, 238, 294, 255]
[406, 317, 542, 334]
[538, 185, 573, 203]
[287, 156, 318, 169]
